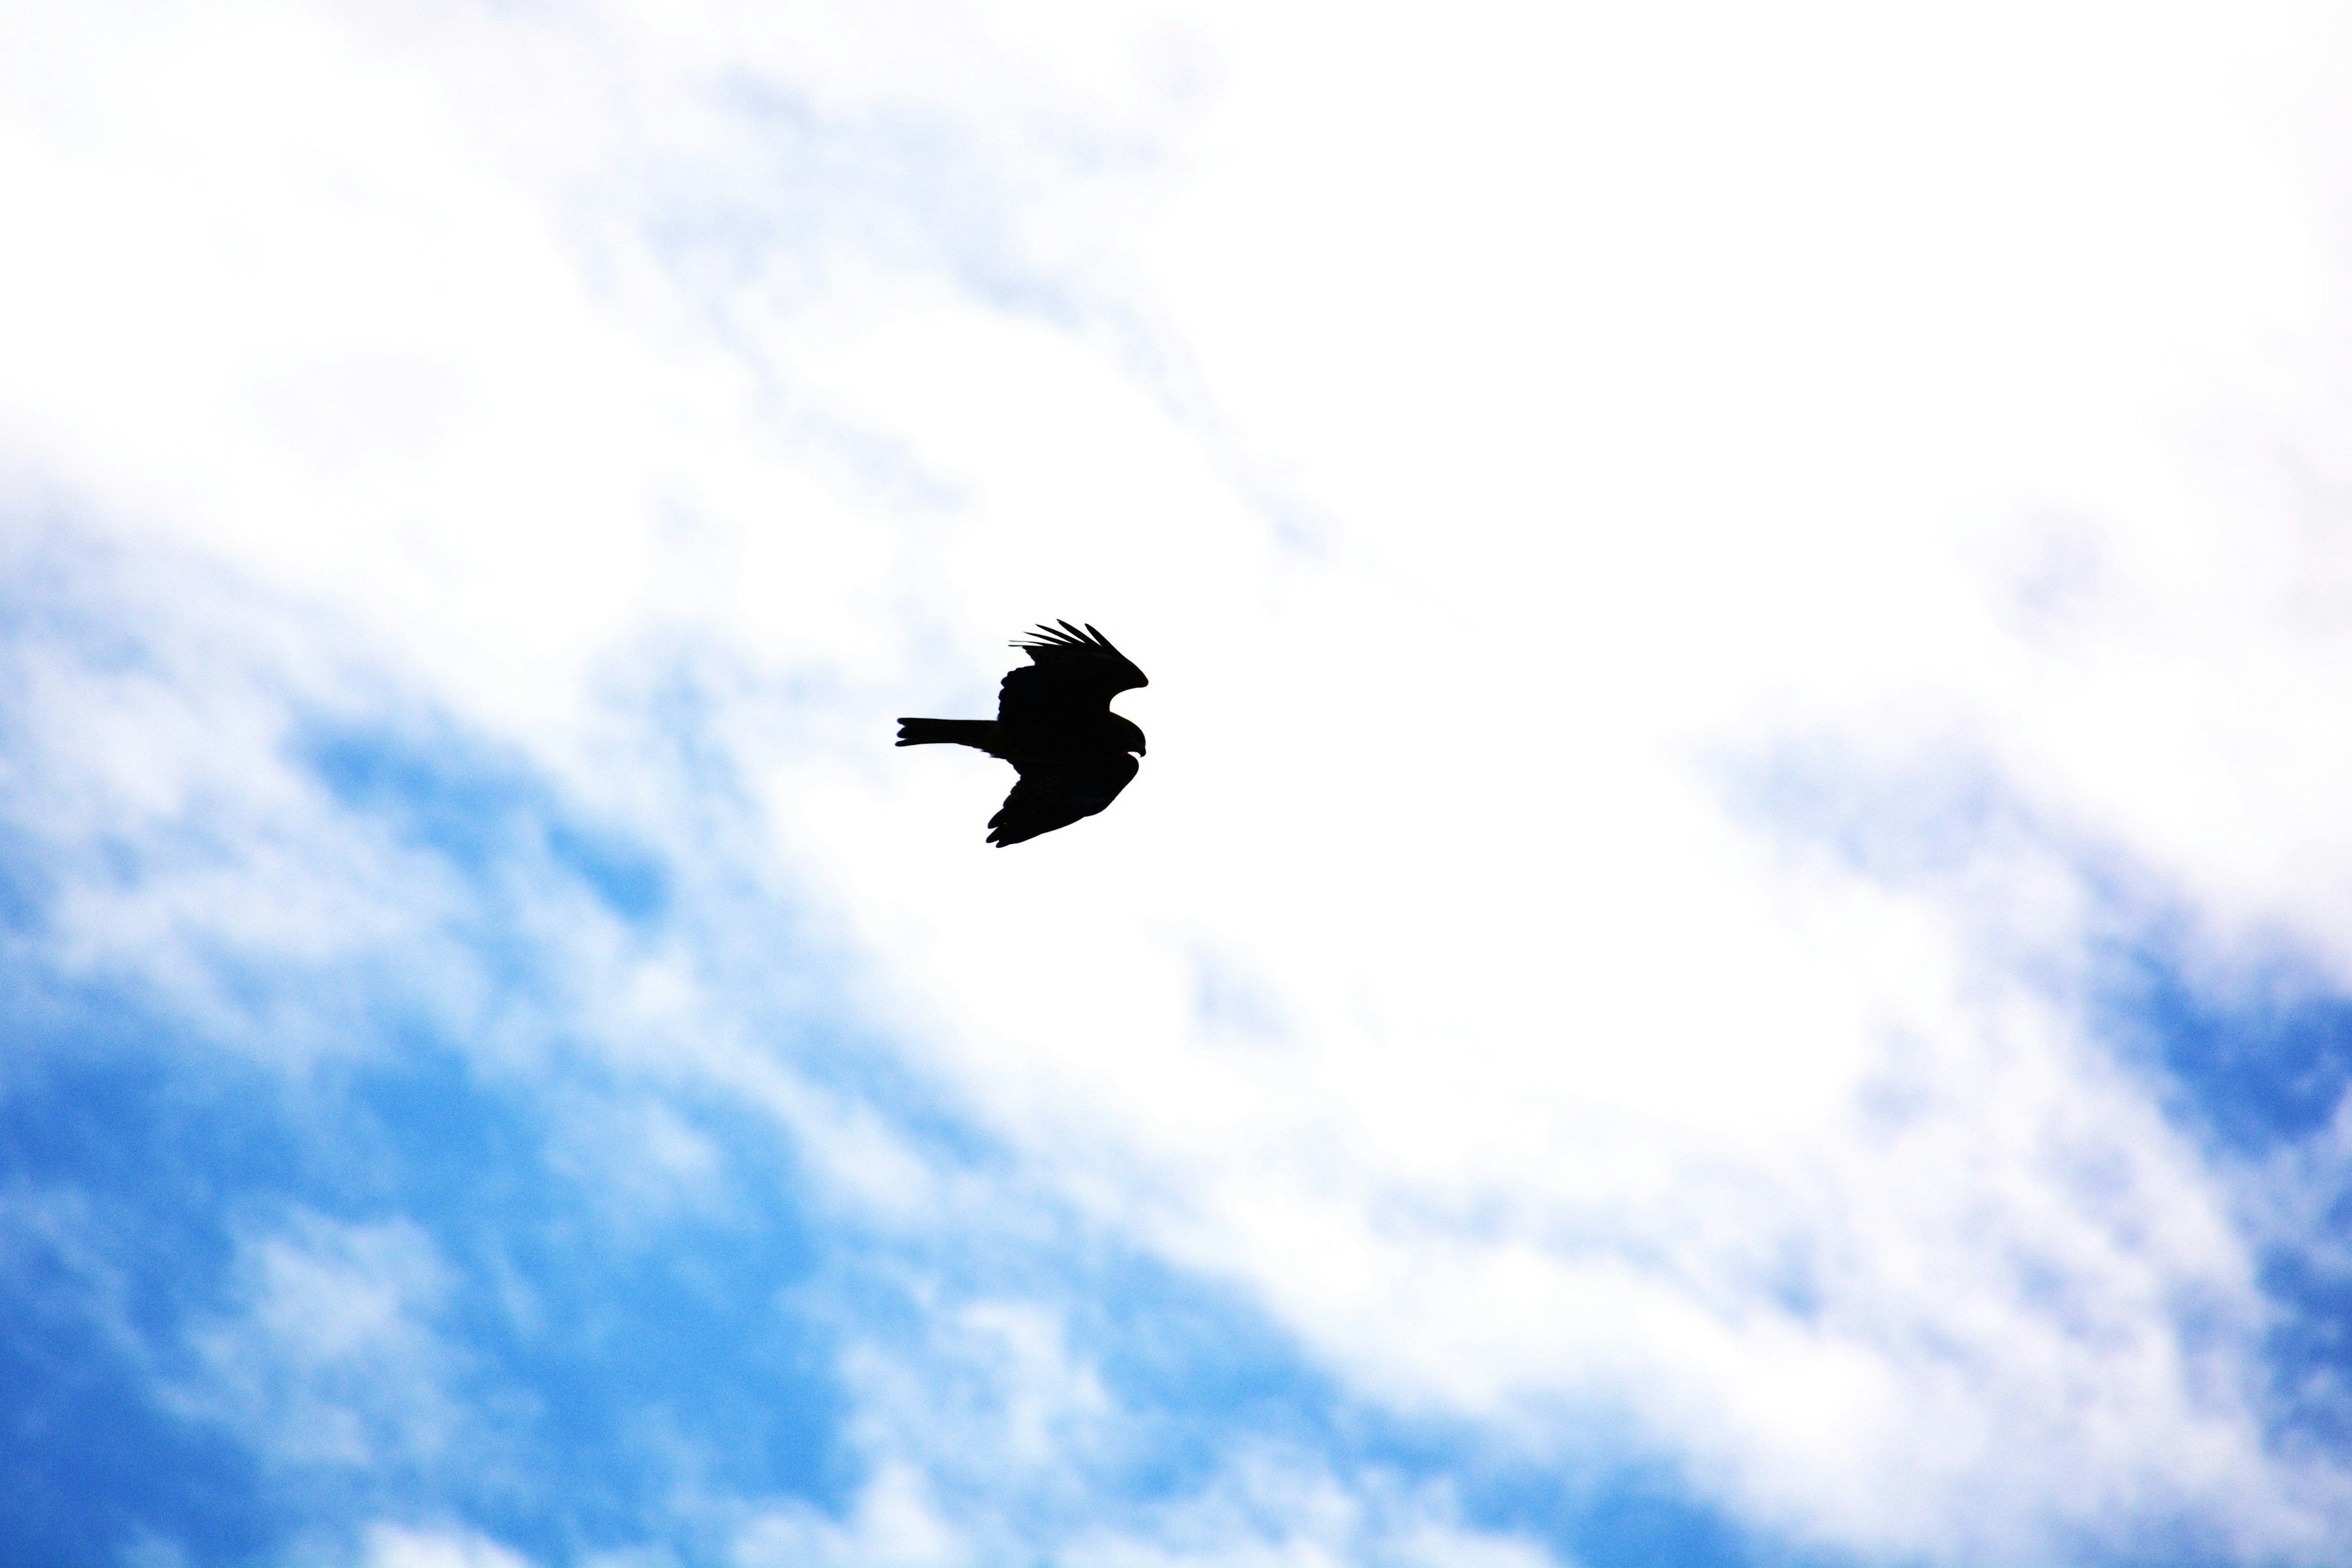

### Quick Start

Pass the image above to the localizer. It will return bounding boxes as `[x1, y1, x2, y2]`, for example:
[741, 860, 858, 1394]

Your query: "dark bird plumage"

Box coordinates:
[897, 621, 1148, 846]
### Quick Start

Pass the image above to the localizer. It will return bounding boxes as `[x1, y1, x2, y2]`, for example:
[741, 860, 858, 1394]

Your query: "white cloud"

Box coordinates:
[7, 0, 2352, 1562]
[176, 1211, 462, 1472]
[734, 1291, 1569, 1568]
[0, 1180, 551, 1563]
[361, 1522, 536, 1568]
[731, 1461, 967, 1568]
[1054, 1451, 1564, 1568]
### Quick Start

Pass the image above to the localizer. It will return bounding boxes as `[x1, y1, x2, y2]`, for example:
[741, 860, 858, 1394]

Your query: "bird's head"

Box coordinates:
[1112, 714, 1146, 756]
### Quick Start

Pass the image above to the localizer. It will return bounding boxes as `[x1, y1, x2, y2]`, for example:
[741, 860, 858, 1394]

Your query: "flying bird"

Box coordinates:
[897, 621, 1148, 846]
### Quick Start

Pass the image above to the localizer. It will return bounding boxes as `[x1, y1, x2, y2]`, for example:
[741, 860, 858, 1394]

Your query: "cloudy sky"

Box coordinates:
[8, 2, 2352, 1564]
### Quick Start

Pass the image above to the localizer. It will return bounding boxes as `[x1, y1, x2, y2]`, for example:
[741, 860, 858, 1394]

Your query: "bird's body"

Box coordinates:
[897, 622, 1148, 845]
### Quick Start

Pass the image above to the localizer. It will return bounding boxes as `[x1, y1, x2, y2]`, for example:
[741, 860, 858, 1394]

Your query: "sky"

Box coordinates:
[7, 1, 2352, 1564]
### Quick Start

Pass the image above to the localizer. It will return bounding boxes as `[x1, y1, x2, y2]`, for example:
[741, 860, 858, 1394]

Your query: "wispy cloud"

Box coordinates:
[7, 1, 2352, 1565]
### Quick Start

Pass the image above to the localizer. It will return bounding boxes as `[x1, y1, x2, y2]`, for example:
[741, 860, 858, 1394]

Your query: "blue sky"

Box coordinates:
[7, 2, 2352, 1564]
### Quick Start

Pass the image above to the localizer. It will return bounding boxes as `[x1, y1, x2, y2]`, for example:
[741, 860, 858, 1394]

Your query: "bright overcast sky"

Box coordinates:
[7, 2, 2352, 1565]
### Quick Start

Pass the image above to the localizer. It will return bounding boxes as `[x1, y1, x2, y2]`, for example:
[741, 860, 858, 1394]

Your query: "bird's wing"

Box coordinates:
[987, 753, 1140, 845]
[995, 620, 1147, 727]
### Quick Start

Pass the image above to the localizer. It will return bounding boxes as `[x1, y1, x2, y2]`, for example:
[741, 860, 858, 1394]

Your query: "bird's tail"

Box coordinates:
[895, 717, 1006, 753]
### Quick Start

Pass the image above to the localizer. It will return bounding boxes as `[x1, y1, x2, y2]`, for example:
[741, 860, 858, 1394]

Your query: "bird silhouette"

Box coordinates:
[897, 621, 1148, 845]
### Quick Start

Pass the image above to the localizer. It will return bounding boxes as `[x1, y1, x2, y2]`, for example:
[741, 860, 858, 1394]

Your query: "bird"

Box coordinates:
[897, 620, 1148, 846]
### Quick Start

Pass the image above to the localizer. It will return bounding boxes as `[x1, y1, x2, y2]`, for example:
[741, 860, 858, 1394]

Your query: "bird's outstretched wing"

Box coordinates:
[987, 753, 1140, 846]
[997, 620, 1147, 728]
